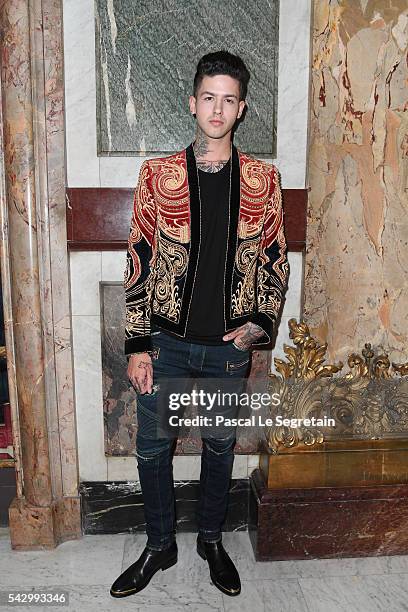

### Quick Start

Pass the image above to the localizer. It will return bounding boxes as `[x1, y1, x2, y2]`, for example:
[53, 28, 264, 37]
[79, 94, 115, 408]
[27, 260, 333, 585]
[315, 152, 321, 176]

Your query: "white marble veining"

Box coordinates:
[71, 314, 107, 481]
[275, 0, 312, 189]
[247, 454, 260, 473]
[63, 0, 99, 186]
[108, 454, 252, 481]
[219, 533, 395, 582]
[63, 0, 311, 188]
[70, 251, 102, 316]
[222, 578, 309, 612]
[282, 252, 304, 319]
[0, 534, 126, 586]
[101, 250, 127, 282]
[299, 574, 408, 612]
[106, 456, 136, 481]
[270, 316, 294, 375]
[99, 154, 146, 188]
[3, 531, 408, 611]
[261, 578, 309, 612]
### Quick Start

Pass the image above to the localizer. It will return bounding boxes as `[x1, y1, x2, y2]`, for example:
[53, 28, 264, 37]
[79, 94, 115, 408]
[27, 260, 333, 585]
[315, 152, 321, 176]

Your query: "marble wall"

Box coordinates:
[304, 0, 408, 364]
[95, 0, 279, 155]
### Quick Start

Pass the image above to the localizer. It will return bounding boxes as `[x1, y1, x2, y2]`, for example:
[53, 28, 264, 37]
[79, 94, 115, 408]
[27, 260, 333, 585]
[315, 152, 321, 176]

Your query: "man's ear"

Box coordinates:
[237, 100, 246, 120]
[189, 95, 197, 116]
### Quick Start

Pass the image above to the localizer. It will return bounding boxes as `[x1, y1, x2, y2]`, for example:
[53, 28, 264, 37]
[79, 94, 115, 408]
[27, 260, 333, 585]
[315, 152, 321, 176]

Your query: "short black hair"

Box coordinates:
[193, 50, 250, 101]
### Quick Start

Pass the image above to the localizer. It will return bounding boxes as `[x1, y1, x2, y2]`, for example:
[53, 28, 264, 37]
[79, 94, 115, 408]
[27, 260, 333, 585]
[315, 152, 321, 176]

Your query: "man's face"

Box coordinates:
[189, 74, 246, 141]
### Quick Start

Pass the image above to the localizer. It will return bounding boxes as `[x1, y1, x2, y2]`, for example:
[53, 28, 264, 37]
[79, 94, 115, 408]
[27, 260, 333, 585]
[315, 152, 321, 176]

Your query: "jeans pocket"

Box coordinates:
[226, 356, 250, 374]
[232, 341, 248, 352]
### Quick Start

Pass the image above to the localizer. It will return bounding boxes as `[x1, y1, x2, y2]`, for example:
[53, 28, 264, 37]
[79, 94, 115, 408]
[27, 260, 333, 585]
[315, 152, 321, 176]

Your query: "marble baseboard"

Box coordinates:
[80, 479, 249, 535]
[249, 469, 408, 561]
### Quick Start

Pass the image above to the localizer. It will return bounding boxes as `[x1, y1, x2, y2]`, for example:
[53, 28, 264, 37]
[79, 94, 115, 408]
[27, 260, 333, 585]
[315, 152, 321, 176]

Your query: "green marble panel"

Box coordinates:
[95, 0, 279, 156]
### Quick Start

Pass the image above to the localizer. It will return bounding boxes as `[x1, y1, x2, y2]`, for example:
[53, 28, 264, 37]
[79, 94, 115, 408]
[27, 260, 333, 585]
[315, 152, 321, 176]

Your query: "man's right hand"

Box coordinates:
[127, 353, 153, 394]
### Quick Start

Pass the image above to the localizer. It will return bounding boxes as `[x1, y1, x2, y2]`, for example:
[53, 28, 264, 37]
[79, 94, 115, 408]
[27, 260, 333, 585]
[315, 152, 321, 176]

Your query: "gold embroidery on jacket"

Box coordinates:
[257, 261, 278, 316]
[125, 298, 147, 336]
[124, 160, 159, 340]
[152, 235, 188, 322]
[231, 239, 259, 317]
[151, 159, 190, 244]
[256, 169, 288, 318]
[241, 161, 269, 195]
[158, 213, 189, 244]
[125, 151, 289, 344]
[125, 258, 157, 337]
[238, 159, 271, 239]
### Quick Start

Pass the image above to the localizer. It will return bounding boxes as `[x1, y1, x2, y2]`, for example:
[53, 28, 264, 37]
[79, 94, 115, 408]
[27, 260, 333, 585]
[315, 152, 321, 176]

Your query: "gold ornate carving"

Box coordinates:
[274, 319, 343, 380]
[347, 343, 395, 379]
[394, 363, 408, 376]
[266, 319, 408, 453]
[268, 319, 342, 451]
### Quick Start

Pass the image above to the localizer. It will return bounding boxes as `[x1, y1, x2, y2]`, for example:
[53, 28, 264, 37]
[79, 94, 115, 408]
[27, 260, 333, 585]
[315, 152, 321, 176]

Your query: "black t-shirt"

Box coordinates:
[184, 159, 231, 344]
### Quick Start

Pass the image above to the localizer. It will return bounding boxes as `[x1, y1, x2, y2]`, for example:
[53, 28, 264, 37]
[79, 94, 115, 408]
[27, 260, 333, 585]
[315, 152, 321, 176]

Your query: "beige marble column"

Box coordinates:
[304, 0, 408, 363]
[0, 0, 81, 548]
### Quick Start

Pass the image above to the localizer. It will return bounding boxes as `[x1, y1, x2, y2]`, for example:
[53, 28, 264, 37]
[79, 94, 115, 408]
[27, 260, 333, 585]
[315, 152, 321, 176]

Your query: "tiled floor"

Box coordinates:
[1, 528, 408, 611]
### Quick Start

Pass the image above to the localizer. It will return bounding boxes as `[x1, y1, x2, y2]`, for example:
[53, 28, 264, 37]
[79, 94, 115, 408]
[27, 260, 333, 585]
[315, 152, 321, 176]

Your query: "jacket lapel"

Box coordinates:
[224, 143, 241, 323]
[181, 143, 200, 329]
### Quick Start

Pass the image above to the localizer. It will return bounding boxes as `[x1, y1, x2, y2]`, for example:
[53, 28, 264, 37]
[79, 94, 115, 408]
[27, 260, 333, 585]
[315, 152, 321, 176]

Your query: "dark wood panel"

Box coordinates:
[66, 188, 134, 246]
[66, 188, 307, 251]
[282, 188, 308, 248]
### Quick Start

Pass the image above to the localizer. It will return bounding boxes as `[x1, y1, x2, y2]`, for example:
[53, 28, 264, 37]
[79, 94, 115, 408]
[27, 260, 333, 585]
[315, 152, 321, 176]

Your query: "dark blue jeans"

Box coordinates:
[135, 326, 251, 551]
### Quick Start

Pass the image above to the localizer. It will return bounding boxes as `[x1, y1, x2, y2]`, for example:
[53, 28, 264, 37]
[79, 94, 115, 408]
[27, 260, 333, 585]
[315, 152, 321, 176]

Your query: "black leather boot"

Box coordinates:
[110, 541, 178, 597]
[197, 536, 241, 596]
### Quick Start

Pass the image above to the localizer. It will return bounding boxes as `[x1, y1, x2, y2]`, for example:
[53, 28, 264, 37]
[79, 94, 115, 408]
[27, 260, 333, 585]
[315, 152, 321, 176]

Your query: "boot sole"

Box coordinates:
[196, 545, 241, 597]
[110, 556, 178, 598]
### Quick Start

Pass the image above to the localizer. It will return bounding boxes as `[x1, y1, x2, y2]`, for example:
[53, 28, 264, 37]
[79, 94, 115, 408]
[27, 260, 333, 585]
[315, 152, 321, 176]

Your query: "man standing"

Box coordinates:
[111, 50, 288, 598]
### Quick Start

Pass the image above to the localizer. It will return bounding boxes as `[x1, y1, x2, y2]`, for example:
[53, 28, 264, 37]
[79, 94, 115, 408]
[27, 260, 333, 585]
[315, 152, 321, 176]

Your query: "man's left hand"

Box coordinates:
[223, 322, 264, 351]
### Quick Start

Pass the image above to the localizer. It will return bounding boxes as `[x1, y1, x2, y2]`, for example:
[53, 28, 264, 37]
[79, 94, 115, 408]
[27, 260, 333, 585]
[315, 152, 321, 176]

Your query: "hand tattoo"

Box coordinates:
[138, 361, 151, 369]
[234, 323, 264, 350]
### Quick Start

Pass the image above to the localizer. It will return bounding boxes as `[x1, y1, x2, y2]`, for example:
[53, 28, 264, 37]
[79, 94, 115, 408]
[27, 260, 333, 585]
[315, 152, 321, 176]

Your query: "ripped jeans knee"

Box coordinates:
[136, 435, 173, 463]
[202, 432, 236, 456]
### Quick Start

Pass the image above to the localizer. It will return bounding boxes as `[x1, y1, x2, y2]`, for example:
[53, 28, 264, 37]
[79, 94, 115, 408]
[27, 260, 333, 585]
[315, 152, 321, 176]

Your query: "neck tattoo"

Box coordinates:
[193, 128, 230, 173]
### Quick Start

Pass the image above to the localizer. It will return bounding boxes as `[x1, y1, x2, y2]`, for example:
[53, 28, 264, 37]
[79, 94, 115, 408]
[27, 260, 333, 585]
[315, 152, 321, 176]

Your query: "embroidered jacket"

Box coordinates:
[124, 143, 288, 356]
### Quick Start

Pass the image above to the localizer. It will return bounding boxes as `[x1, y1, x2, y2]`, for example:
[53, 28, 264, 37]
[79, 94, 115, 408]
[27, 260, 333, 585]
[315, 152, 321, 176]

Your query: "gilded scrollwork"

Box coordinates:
[273, 318, 343, 380]
[266, 319, 408, 452]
